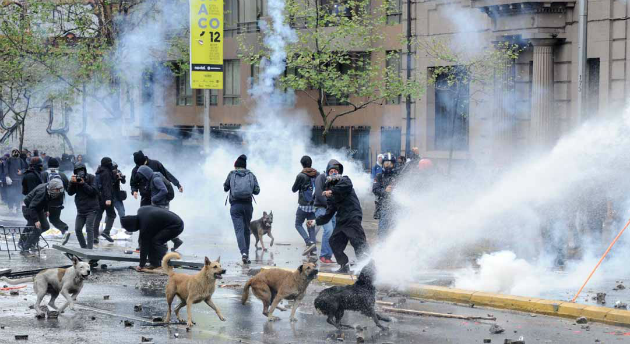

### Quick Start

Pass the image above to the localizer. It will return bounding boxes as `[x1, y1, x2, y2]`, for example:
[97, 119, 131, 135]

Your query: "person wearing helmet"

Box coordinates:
[18, 180, 64, 253]
[372, 153, 399, 238]
[67, 163, 100, 249]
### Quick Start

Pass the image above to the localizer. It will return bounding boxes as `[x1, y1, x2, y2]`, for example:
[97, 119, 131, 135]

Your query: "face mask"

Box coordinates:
[48, 189, 63, 199]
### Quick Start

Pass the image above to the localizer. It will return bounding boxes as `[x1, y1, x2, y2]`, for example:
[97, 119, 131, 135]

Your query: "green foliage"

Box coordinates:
[239, 0, 424, 140]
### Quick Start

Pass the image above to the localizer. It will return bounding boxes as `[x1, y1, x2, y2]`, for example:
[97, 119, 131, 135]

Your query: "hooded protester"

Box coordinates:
[22, 156, 45, 196]
[19, 180, 64, 253]
[111, 161, 127, 218]
[0, 155, 7, 205]
[41, 158, 70, 239]
[372, 153, 399, 238]
[308, 159, 369, 273]
[121, 207, 184, 271]
[67, 163, 100, 249]
[314, 161, 337, 264]
[93, 157, 116, 243]
[40, 152, 49, 169]
[4, 148, 28, 213]
[130, 150, 182, 206]
[224, 154, 260, 264]
[135, 165, 183, 251]
[59, 153, 75, 173]
[371, 154, 384, 181]
[291, 155, 319, 256]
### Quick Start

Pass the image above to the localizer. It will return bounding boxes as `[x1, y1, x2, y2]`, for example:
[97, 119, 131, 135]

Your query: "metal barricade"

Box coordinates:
[0, 226, 49, 259]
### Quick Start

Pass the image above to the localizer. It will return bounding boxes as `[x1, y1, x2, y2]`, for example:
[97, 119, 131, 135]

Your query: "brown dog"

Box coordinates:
[242, 263, 318, 322]
[162, 252, 226, 327]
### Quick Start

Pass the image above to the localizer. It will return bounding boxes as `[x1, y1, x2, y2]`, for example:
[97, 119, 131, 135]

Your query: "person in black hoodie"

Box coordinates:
[67, 163, 100, 249]
[41, 158, 70, 238]
[130, 150, 182, 206]
[372, 153, 399, 239]
[308, 159, 369, 273]
[224, 154, 260, 264]
[5, 149, 28, 213]
[93, 157, 116, 243]
[291, 155, 319, 256]
[19, 180, 65, 252]
[21, 156, 44, 196]
[120, 206, 184, 271]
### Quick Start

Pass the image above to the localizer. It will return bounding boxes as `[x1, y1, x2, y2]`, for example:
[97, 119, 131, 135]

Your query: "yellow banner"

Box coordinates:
[190, 0, 223, 89]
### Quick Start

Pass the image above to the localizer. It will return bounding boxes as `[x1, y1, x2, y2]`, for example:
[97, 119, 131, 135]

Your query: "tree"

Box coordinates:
[418, 37, 521, 175]
[240, 0, 424, 143]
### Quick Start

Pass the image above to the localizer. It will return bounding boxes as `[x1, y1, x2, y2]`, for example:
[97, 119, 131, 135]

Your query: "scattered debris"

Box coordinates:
[487, 314, 494, 318]
[152, 316, 163, 322]
[614, 284, 626, 291]
[14, 335, 28, 341]
[470, 303, 475, 308]
[10, 290, 19, 296]
[134, 304, 143, 312]
[124, 320, 134, 327]
[594, 339, 601, 343]
[141, 336, 153, 342]
[219, 284, 241, 288]
[35, 313, 45, 319]
[103, 295, 110, 300]
[124, 250, 133, 254]
[174, 333, 179, 339]
[101, 264, 107, 270]
[581, 325, 590, 331]
[1, 326, 5, 329]
[529, 314, 537, 317]
[355, 325, 365, 344]
[90, 316, 96, 321]
[614, 301, 627, 310]
[576, 317, 588, 324]
[504, 337, 525, 344]
[381, 306, 496, 321]
[484, 339, 492, 344]
[337, 332, 345, 342]
[47, 310, 59, 319]
[490, 324, 505, 334]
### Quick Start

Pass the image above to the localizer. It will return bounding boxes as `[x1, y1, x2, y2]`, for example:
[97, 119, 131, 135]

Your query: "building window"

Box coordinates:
[224, 0, 239, 37]
[195, 89, 218, 106]
[176, 70, 193, 106]
[224, 60, 241, 106]
[351, 127, 370, 170]
[238, 0, 262, 33]
[381, 127, 401, 157]
[250, 63, 260, 89]
[386, 0, 402, 25]
[311, 127, 349, 149]
[386, 50, 402, 104]
[325, 52, 369, 106]
[587, 58, 600, 118]
[434, 68, 469, 151]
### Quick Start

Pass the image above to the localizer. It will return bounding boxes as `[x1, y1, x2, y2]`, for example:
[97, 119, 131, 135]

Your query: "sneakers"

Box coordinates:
[172, 238, 183, 252]
[242, 254, 251, 265]
[101, 232, 114, 243]
[320, 257, 335, 264]
[302, 243, 317, 256]
[61, 232, 71, 246]
[335, 264, 350, 274]
[94, 239, 99, 244]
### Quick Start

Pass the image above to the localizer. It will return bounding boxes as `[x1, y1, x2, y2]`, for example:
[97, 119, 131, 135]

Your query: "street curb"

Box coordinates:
[261, 267, 630, 327]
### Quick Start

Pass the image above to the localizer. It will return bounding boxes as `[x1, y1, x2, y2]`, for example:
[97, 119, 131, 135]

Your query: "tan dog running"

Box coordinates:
[242, 263, 318, 322]
[0, 257, 91, 316]
[162, 252, 226, 327]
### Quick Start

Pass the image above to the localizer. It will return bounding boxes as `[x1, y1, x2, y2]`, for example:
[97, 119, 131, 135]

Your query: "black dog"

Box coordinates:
[314, 261, 391, 330]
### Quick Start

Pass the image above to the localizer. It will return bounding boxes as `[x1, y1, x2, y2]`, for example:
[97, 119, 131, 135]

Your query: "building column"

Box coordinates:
[492, 56, 516, 165]
[529, 39, 557, 151]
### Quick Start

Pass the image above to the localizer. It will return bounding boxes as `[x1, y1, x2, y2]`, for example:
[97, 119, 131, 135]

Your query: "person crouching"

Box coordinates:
[120, 206, 184, 272]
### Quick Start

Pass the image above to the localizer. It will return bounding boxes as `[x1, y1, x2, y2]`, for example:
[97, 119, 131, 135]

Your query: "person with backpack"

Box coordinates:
[291, 155, 319, 256]
[41, 158, 70, 241]
[372, 152, 399, 239]
[130, 150, 182, 207]
[67, 163, 100, 249]
[19, 180, 65, 253]
[93, 157, 116, 243]
[223, 154, 260, 264]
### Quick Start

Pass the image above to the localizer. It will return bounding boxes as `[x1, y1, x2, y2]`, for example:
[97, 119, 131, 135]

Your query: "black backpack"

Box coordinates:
[301, 175, 316, 205]
[159, 174, 175, 201]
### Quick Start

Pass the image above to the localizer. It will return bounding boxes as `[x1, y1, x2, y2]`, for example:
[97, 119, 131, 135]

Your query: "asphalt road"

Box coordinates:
[2, 239, 630, 344]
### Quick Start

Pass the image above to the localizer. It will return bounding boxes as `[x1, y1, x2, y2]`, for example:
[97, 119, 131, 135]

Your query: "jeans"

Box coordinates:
[113, 199, 125, 218]
[295, 207, 316, 245]
[315, 207, 335, 259]
[75, 211, 98, 249]
[378, 216, 393, 239]
[230, 203, 253, 256]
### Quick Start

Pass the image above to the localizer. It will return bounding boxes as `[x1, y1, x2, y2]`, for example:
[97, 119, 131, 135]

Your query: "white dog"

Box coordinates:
[1, 257, 91, 316]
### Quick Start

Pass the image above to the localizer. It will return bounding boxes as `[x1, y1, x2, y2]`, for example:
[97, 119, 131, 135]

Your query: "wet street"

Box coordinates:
[2, 229, 630, 344]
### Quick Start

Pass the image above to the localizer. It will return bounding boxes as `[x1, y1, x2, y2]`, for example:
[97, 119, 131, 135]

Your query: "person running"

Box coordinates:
[93, 157, 116, 243]
[223, 154, 260, 265]
[308, 159, 369, 273]
[121, 206, 184, 272]
[67, 163, 100, 249]
[291, 155, 318, 256]
[19, 180, 65, 253]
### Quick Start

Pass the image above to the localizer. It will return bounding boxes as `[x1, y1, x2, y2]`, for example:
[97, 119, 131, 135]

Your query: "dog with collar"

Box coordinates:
[1, 257, 91, 316]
